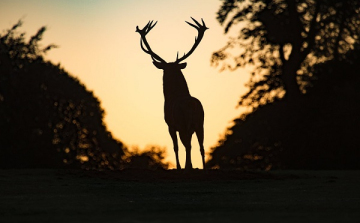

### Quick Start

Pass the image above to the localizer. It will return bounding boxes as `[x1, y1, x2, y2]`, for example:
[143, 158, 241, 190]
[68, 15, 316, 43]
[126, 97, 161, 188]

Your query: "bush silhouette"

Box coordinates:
[122, 146, 169, 170]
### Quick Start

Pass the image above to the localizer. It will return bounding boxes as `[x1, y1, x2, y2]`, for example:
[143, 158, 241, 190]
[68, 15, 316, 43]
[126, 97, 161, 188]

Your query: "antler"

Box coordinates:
[175, 17, 209, 63]
[136, 21, 166, 63]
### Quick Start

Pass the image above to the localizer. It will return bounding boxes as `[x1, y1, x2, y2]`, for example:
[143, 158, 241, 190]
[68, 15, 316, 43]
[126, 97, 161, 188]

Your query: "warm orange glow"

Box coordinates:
[77, 155, 89, 163]
[0, 0, 250, 168]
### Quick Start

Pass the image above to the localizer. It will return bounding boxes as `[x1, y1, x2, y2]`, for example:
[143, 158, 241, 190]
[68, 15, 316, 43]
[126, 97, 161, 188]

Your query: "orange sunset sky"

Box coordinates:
[1, 0, 250, 168]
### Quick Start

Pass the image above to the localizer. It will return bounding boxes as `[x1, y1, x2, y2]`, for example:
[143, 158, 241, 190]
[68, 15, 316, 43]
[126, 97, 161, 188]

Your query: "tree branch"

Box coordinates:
[300, 2, 321, 61]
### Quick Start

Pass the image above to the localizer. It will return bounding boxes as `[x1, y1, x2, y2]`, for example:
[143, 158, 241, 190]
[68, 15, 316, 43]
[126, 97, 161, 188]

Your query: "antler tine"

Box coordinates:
[184, 17, 209, 31]
[150, 21, 157, 30]
[191, 17, 201, 27]
[145, 21, 157, 34]
[201, 18, 207, 27]
[175, 17, 209, 63]
[185, 21, 198, 30]
[144, 21, 152, 32]
[136, 20, 166, 63]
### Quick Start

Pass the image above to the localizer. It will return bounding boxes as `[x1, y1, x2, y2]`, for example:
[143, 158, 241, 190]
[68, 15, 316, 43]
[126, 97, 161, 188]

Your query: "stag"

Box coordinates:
[136, 18, 208, 170]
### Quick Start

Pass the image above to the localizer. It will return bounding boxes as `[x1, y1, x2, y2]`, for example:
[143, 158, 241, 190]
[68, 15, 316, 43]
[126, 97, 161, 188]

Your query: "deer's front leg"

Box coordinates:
[179, 131, 193, 170]
[169, 127, 181, 170]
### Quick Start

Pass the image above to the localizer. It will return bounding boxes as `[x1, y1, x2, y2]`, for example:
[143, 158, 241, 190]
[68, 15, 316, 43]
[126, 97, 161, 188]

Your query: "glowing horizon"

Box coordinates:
[0, 0, 250, 168]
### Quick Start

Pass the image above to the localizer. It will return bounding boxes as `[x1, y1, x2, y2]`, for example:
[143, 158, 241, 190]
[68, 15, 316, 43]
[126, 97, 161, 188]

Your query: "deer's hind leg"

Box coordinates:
[195, 126, 205, 170]
[169, 127, 181, 170]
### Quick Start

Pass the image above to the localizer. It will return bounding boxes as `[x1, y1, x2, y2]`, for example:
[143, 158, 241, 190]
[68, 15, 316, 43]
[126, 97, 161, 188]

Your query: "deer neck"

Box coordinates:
[163, 70, 191, 101]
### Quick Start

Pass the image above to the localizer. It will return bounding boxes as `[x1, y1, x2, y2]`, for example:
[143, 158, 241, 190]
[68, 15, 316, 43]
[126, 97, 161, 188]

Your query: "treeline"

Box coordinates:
[0, 21, 168, 170]
[4, 0, 360, 171]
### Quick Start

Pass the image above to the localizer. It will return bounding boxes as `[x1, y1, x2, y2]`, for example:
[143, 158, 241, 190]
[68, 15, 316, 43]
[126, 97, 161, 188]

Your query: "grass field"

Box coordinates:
[1, 169, 359, 222]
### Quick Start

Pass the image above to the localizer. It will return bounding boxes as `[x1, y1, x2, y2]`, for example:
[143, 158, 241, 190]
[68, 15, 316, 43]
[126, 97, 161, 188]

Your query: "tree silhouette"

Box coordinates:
[0, 21, 125, 169]
[212, 0, 360, 107]
[208, 1, 360, 170]
[207, 44, 360, 170]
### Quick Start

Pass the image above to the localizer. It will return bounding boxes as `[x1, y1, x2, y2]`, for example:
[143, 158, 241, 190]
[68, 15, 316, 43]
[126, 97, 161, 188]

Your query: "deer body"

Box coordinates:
[159, 62, 204, 169]
[136, 18, 208, 170]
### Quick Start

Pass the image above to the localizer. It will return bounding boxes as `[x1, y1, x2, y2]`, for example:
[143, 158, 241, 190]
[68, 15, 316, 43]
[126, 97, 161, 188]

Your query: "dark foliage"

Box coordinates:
[207, 45, 360, 170]
[212, 0, 360, 107]
[208, 0, 360, 170]
[122, 146, 170, 170]
[0, 21, 126, 169]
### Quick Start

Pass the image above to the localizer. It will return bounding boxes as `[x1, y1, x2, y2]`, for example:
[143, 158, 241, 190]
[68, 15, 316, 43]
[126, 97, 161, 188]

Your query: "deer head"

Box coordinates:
[136, 17, 208, 70]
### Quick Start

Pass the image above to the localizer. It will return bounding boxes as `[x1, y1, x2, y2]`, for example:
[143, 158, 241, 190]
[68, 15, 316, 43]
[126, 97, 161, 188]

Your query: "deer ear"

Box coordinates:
[178, 62, 187, 69]
[153, 61, 164, 69]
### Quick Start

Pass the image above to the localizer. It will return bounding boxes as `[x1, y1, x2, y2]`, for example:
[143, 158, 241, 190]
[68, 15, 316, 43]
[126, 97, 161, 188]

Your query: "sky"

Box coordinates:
[0, 0, 250, 169]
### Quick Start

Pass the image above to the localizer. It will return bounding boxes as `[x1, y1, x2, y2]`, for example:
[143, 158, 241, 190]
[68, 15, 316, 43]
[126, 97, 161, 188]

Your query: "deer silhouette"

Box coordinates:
[136, 18, 208, 170]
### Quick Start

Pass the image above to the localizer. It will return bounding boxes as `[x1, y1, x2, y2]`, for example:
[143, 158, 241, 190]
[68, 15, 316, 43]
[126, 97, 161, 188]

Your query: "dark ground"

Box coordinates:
[1, 169, 359, 223]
